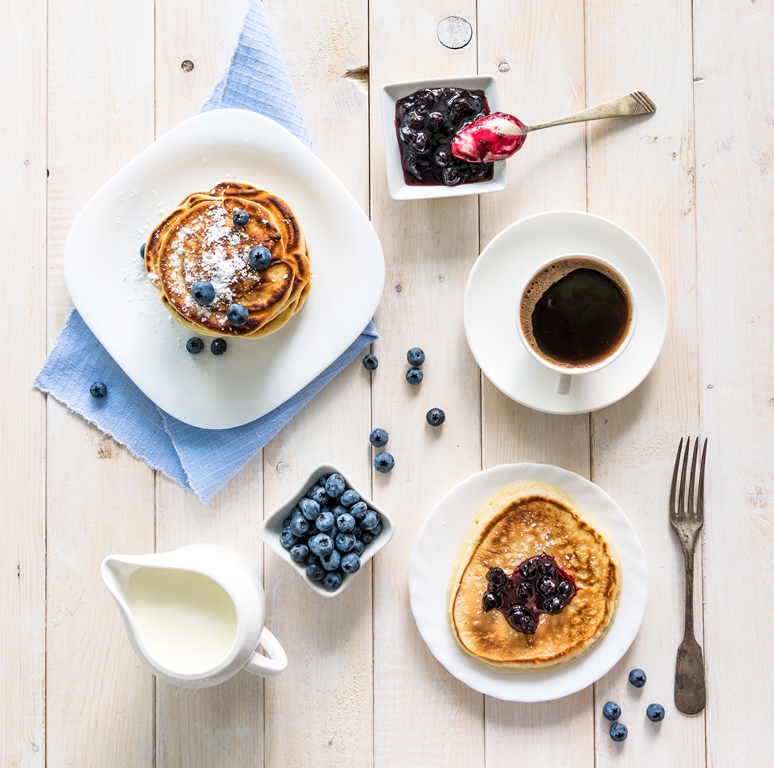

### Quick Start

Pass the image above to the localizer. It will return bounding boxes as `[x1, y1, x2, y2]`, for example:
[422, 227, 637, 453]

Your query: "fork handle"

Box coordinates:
[524, 92, 655, 133]
[675, 547, 706, 714]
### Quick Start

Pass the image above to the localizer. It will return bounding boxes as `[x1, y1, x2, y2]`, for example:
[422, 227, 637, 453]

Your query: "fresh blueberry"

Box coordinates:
[341, 553, 361, 574]
[282, 517, 292, 528]
[323, 571, 343, 590]
[317, 474, 330, 486]
[320, 550, 341, 571]
[370, 521, 383, 537]
[646, 704, 665, 722]
[351, 523, 362, 538]
[628, 669, 647, 688]
[350, 501, 368, 520]
[306, 562, 325, 581]
[352, 539, 365, 556]
[336, 512, 356, 533]
[308, 533, 334, 557]
[89, 381, 108, 399]
[374, 451, 395, 473]
[279, 528, 297, 549]
[426, 408, 446, 426]
[306, 552, 320, 565]
[335, 533, 356, 553]
[186, 337, 204, 354]
[210, 338, 227, 356]
[140, 242, 146, 260]
[406, 367, 423, 385]
[307, 485, 327, 506]
[361, 510, 380, 531]
[248, 245, 271, 270]
[192, 281, 216, 306]
[289, 516, 309, 537]
[290, 544, 309, 563]
[227, 303, 249, 327]
[233, 209, 249, 226]
[602, 701, 622, 721]
[315, 511, 335, 532]
[609, 723, 628, 742]
[299, 497, 320, 520]
[360, 531, 373, 545]
[370, 428, 390, 449]
[325, 474, 345, 498]
[340, 489, 360, 507]
[407, 347, 425, 366]
[362, 353, 378, 371]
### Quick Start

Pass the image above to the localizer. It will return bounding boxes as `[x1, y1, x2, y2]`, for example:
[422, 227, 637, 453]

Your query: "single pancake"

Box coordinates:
[448, 481, 620, 671]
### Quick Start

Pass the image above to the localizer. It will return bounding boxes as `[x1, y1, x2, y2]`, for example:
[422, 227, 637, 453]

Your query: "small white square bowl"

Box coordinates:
[262, 463, 394, 598]
[380, 75, 507, 201]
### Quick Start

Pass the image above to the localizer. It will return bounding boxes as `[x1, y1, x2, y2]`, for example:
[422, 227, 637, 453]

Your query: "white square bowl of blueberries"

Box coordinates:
[262, 464, 394, 597]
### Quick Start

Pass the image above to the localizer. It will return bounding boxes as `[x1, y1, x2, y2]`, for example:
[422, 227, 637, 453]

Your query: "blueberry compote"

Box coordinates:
[483, 553, 577, 635]
[394, 87, 494, 186]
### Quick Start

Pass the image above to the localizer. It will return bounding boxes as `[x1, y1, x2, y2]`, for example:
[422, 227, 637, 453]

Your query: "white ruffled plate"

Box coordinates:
[409, 463, 648, 702]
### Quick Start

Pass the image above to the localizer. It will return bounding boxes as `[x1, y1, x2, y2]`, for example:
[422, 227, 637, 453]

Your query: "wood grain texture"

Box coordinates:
[694, 1, 774, 765]
[45, 1, 157, 766]
[584, 1, 703, 765]
[262, 1, 373, 765]
[368, 2, 485, 766]
[0, 2, 47, 766]
[477, 3, 594, 765]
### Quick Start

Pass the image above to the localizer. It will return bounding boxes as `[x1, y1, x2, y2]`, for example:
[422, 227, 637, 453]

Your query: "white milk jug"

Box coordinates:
[101, 544, 287, 687]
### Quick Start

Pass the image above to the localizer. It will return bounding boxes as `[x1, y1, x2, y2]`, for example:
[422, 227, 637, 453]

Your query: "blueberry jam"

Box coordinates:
[482, 553, 577, 635]
[394, 87, 494, 186]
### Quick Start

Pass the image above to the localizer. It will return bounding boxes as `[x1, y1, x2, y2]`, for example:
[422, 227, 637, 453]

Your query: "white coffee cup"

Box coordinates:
[516, 253, 637, 395]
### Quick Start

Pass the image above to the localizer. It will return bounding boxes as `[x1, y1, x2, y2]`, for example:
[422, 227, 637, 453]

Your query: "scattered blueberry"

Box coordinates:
[370, 428, 389, 448]
[602, 701, 622, 721]
[374, 451, 395, 473]
[350, 501, 368, 519]
[279, 528, 297, 549]
[315, 511, 335, 532]
[646, 704, 665, 722]
[186, 337, 204, 354]
[308, 533, 334, 557]
[340, 490, 359, 507]
[361, 510, 380, 531]
[426, 408, 445, 426]
[140, 242, 146, 260]
[320, 550, 341, 571]
[248, 245, 272, 270]
[336, 512, 356, 533]
[335, 532, 356, 552]
[628, 669, 647, 688]
[406, 367, 423, 385]
[609, 723, 628, 742]
[362, 353, 378, 371]
[407, 347, 425, 366]
[341, 553, 361, 574]
[233, 209, 249, 227]
[192, 281, 216, 306]
[289, 516, 309, 537]
[89, 381, 107, 399]
[306, 562, 325, 581]
[290, 544, 309, 563]
[323, 571, 342, 590]
[325, 474, 346, 498]
[227, 303, 249, 327]
[210, 338, 227, 356]
[299, 497, 320, 521]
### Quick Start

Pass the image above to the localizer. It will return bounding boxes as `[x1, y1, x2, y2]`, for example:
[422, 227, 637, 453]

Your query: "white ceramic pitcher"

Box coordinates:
[101, 544, 287, 688]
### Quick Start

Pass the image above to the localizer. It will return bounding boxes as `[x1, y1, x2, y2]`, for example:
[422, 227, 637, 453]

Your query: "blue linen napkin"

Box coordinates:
[35, 0, 378, 502]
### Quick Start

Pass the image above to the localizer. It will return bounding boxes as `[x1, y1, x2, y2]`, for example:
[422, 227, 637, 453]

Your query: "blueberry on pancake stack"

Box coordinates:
[145, 182, 310, 338]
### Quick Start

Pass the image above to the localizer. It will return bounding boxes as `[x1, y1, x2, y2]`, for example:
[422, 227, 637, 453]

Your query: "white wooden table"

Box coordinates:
[3, 0, 771, 765]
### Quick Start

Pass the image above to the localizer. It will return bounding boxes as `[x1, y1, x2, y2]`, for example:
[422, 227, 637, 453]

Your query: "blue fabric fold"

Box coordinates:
[35, 0, 377, 502]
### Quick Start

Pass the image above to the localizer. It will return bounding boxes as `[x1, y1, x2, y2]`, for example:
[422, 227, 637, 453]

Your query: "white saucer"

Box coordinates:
[464, 211, 667, 414]
[408, 463, 648, 702]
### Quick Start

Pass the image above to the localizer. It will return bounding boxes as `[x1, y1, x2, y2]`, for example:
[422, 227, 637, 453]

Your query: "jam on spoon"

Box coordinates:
[482, 553, 577, 635]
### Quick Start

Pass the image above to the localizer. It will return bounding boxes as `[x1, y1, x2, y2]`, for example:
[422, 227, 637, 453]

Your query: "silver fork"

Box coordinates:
[669, 437, 707, 714]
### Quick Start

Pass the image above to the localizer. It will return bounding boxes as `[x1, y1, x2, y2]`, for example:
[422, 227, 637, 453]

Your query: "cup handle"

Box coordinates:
[244, 627, 288, 678]
[556, 372, 572, 395]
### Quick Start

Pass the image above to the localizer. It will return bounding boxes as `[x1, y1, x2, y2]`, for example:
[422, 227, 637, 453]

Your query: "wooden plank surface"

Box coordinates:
[2, 0, 774, 765]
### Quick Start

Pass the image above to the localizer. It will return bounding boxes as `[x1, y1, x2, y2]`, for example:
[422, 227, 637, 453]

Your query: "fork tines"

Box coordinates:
[632, 91, 657, 114]
[670, 437, 707, 519]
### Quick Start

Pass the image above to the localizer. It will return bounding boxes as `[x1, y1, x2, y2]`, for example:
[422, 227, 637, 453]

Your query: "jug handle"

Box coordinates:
[244, 627, 287, 678]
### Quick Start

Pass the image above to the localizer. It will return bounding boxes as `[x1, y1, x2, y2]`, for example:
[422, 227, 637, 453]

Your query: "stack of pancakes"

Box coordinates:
[448, 481, 621, 671]
[145, 181, 310, 338]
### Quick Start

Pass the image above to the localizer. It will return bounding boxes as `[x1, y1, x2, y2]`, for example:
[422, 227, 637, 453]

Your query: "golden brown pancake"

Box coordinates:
[145, 182, 310, 338]
[448, 481, 620, 671]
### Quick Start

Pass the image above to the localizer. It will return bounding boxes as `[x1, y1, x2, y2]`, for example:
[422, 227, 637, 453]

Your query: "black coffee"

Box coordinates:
[520, 259, 631, 367]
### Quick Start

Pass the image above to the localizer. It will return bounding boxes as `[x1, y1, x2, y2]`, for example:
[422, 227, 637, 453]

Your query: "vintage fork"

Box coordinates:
[669, 437, 707, 714]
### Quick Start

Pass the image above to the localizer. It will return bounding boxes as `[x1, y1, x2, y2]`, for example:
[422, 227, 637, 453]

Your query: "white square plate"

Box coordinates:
[63, 109, 385, 429]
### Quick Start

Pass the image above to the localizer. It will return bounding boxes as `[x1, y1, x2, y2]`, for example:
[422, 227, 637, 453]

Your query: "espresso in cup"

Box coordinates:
[520, 257, 633, 368]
